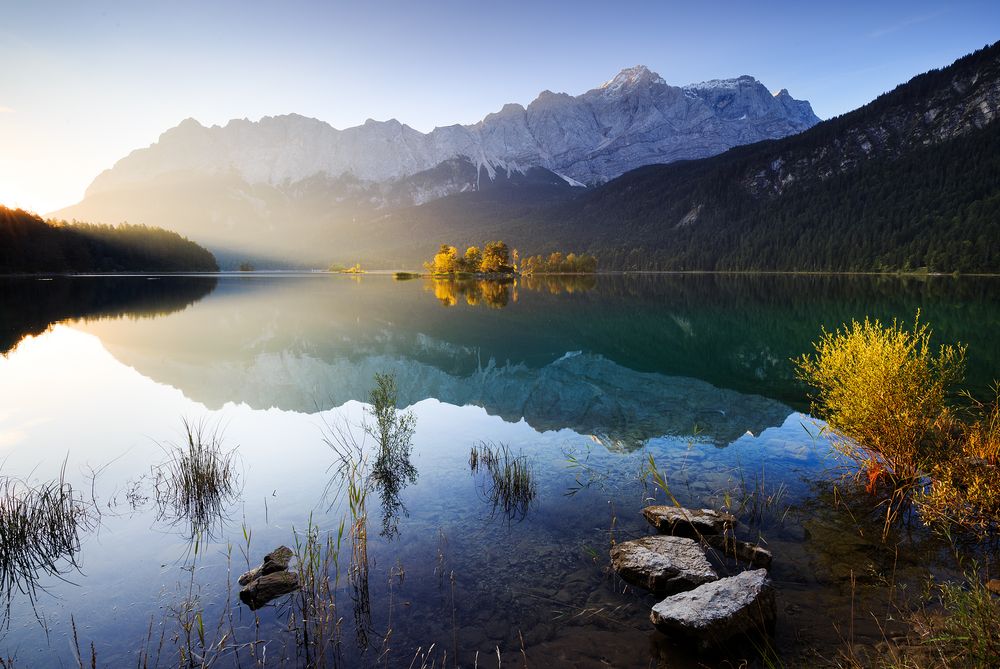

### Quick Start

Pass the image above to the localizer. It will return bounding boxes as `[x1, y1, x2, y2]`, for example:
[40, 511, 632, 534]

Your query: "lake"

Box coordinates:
[0, 273, 997, 667]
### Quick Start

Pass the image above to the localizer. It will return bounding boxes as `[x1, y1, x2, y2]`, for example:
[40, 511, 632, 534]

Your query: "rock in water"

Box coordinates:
[650, 568, 775, 646]
[239, 571, 300, 610]
[704, 534, 773, 569]
[239, 545, 293, 586]
[643, 506, 735, 537]
[610, 535, 717, 594]
[239, 545, 298, 609]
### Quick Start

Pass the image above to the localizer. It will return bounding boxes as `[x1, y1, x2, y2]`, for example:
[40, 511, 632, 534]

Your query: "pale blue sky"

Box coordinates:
[1, 0, 996, 213]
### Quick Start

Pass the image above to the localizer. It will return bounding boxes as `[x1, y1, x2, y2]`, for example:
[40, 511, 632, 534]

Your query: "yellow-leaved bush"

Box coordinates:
[796, 314, 999, 535]
[795, 314, 966, 483]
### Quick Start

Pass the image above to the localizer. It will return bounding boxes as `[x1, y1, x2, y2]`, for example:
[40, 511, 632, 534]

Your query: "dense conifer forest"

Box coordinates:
[0, 206, 219, 273]
[561, 119, 1000, 272]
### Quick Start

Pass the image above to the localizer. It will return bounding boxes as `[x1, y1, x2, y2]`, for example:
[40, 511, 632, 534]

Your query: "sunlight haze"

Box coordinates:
[1, 0, 997, 214]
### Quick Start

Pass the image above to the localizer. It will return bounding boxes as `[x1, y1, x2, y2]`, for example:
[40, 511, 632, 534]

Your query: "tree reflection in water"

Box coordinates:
[427, 274, 596, 309]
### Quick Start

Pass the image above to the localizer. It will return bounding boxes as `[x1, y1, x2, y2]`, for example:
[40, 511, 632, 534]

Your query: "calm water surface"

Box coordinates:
[0, 273, 997, 667]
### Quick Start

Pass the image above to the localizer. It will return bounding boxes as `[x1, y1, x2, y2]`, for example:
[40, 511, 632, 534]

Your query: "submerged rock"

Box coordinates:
[238, 545, 293, 586]
[705, 534, 773, 569]
[610, 535, 717, 594]
[239, 545, 298, 609]
[987, 579, 1000, 595]
[643, 506, 735, 537]
[650, 568, 775, 646]
[239, 571, 300, 610]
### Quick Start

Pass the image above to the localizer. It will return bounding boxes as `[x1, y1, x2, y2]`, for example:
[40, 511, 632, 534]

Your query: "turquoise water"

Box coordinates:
[0, 273, 997, 667]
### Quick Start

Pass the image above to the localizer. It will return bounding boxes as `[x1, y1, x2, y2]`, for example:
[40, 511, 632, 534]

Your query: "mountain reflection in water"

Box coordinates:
[0, 273, 998, 667]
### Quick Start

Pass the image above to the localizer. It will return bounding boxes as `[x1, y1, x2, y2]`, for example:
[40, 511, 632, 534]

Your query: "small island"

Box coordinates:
[423, 241, 597, 275]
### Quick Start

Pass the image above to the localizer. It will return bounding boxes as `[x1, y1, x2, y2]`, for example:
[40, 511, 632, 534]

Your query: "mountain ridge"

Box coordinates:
[74, 66, 818, 198]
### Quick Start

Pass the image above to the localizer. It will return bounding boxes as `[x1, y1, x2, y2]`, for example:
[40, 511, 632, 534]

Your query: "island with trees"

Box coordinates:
[424, 241, 597, 276]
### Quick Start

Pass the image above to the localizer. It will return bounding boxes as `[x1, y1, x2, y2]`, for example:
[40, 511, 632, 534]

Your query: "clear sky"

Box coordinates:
[1, 0, 997, 214]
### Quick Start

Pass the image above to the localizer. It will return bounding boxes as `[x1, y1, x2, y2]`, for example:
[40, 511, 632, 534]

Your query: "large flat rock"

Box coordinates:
[650, 568, 775, 645]
[610, 535, 717, 594]
[643, 505, 735, 537]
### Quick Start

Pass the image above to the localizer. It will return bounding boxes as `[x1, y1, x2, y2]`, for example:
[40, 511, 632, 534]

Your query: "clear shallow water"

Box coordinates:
[0, 273, 997, 667]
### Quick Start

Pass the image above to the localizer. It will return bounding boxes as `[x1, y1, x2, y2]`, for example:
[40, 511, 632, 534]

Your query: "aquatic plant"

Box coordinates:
[321, 372, 419, 652]
[835, 569, 1000, 669]
[917, 575, 1000, 667]
[469, 442, 537, 520]
[153, 419, 240, 540]
[291, 517, 345, 668]
[0, 463, 90, 621]
[718, 463, 790, 532]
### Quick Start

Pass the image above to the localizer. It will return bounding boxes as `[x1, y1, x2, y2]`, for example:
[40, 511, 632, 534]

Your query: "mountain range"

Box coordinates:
[348, 41, 1000, 272]
[52, 44, 1000, 272]
[53, 66, 819, 266]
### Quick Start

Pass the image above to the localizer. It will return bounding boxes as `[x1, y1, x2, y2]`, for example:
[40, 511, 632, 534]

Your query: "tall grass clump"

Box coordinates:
[857, 574, 1000, 669]
[469, 442, 537, 520]
[323, 372, 418, 650]
[291, 517, 345, 668]
[917, 387, 1000, 534]
[0, 463, 90, 619]
[796, 313, 1000, 537]
[154, 419, 239, 539]
[920, 576, 1000, 667]
[368, 372, 417, 538]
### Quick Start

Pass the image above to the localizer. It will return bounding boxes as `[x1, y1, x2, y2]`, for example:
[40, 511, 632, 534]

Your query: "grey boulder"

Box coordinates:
[650, 568, 775, 646]
[239, 545, 298, 609]
[610, 535, 717, 594]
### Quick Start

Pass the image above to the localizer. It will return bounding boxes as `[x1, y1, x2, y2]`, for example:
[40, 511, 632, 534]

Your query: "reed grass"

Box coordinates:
[0, 461, 90, 621]
[154, 419, 239, 539]
[718, 463, 790, 531]
[469, 442, 537, 520]
[290, 517, 346, 668]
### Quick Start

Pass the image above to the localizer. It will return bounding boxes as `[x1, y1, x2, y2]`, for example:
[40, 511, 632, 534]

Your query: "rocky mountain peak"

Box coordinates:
[600, 65, 667, 92]
[72, 63, 820, 212]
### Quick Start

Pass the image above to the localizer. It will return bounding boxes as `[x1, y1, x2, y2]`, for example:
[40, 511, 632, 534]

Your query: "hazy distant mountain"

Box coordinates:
[54, 66, 817, 265]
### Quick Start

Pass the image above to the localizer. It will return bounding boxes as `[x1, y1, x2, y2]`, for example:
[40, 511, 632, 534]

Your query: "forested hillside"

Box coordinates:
[0, 206, 219, 273]
[556, 118, 1000, 271]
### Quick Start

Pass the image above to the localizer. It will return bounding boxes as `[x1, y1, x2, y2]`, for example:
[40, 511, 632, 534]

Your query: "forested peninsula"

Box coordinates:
[0, 206, 218, 273]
